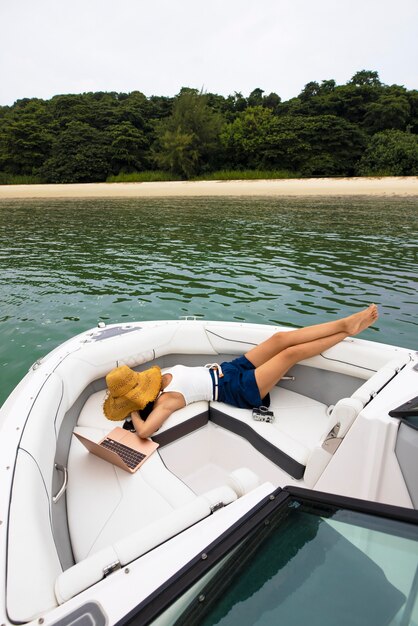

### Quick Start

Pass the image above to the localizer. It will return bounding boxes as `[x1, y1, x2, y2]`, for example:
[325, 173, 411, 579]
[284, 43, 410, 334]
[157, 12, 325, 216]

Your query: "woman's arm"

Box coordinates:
[131, 394, 183, 438]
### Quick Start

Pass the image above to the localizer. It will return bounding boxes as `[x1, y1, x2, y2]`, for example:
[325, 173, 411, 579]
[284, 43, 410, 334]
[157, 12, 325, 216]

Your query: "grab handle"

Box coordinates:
[53, 463, 68, 503]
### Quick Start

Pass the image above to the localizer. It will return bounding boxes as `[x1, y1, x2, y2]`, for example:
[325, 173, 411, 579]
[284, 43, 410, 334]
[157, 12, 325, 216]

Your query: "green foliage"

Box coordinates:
[363, 95, 411, 133]
[406, 90, 418, 133]
[348, 70, 382, 87]
[296, 116, 367, 176]
[152, 89, 224, 178]
[293, 70, 385, 127]
[108, 122, 149, 173]
[0, 172, 44, 185]
[192, 169, 298, 180]
[106, 170, 181, 182]
[221, 108, 366, 175]
[0, 72, 417, 183]
[221, 107, 282, 169]
[358, 130, 418, 176]
[0, 99, 53, 174]
[39, 121, 110, 183]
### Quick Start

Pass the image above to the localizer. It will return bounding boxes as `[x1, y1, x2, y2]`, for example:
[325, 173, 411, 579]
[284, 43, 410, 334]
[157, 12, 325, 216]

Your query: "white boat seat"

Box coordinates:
[77, 390, 210, 447]
[67, 355, 411, 566]
[211, 387, 329, 479]
[56, 483, 238, 604]
[152, 401, 209, 446]
[76, 389, 113, 429]
[211, 356, 411, 483]
[68, 426, 199, 561]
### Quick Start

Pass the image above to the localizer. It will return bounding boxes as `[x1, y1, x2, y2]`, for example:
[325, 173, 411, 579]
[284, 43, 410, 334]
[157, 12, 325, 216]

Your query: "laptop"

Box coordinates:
[74, 427, 159, 473]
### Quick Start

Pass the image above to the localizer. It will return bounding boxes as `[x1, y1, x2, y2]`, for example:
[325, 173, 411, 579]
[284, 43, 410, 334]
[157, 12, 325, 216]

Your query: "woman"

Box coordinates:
[103, 305, 378, 439]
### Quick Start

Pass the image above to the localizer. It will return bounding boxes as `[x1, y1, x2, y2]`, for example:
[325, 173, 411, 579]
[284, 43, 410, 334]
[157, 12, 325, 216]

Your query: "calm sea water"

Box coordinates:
[1, 196, 417, 407]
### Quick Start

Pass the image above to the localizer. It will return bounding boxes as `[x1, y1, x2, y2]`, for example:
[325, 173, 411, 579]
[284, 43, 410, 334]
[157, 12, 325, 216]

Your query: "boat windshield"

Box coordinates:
[168, 496, 418, 626]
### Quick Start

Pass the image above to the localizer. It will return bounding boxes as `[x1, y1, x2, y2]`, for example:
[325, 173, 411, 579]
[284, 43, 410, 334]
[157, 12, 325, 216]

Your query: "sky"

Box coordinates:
[0, 0, 417, 106]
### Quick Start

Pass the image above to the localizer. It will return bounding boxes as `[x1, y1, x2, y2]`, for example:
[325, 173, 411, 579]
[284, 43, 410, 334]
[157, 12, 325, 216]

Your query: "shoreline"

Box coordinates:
[0, 176, 417, 198]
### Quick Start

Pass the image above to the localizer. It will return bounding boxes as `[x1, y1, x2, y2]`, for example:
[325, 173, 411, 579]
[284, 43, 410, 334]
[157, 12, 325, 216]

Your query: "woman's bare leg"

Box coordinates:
[254, 331, 348, 399]
[246, 305, 378, 368]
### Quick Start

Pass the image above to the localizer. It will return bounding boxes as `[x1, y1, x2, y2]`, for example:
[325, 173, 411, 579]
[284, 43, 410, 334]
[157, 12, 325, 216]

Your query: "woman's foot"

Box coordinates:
[345, 304, 378, 336]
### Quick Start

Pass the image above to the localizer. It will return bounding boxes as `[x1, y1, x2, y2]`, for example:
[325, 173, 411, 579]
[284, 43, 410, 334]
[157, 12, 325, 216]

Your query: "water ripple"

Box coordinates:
[0, 196, 417, 404]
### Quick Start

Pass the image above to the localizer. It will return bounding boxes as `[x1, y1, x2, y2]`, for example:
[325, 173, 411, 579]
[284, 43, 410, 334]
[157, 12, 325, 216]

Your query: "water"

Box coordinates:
[1, 196, 417, 407]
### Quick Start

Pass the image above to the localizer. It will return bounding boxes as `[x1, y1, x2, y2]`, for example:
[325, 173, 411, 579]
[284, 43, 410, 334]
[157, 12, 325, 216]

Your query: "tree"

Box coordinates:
[1, 75, 417, 183]
[49, 94, 96, 129]
[263, 92, 281, 113]
[299, 80, 336, 103]
[319, 79, 336, 94]
[406, 90, 418, 133]
[294, 115, 367, 175]
[221, 107, 366, 175]
[148, 95, 174, 120]
[118, 91, 151, 129]
[153, 89, 224, 177]
[154, 127, 198, 178]
[294, 72, 384, 124]
[230, 92, 248, 113]
[40, 121, 111, 183]
[363, 95, 411, 133]
[221, 106, 287, 169]
[247, 88, 265, 107]
[108, 122, 149, 173]
[0, 99, 53, 175]
[348, 70, 382, 87]
[299, 81, 321, 101]
[358, 130, 418, 176]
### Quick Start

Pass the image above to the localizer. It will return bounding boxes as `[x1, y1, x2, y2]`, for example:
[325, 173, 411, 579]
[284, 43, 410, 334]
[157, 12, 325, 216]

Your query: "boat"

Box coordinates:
[1, 318, 418, 626]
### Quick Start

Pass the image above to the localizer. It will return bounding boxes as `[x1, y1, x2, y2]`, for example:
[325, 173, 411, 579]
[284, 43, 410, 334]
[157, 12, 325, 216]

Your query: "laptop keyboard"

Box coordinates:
[101, 438, 146, 469]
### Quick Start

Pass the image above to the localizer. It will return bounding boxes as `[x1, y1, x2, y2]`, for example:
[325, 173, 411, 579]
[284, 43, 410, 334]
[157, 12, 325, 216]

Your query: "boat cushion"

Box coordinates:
[210, 386, 329, 479]
[68, 426, 198, 561]
[113, 485, 237, 565]
[76, 390, 111, 429]
[67, 390, 211, 561]
[152, 401, 209, 446]
[227, 467, 261, 497]
[56, 484, 238, 604]
[77, 390, 209, 447]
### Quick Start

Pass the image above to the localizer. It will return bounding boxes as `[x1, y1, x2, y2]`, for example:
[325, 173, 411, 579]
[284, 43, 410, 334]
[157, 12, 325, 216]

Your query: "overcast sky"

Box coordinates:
[1, 0, 417, 106]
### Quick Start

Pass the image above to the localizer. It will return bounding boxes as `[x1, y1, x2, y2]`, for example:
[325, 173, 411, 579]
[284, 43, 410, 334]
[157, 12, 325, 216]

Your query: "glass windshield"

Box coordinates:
[171, 498, 418, 626]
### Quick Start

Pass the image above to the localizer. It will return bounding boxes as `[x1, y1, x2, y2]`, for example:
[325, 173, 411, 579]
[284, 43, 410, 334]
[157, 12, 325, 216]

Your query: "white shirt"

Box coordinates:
[162, 365, 213, 404]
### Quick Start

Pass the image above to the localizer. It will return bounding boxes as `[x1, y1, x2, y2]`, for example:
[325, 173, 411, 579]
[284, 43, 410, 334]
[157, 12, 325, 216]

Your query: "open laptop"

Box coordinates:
[74, 427, 159, 473]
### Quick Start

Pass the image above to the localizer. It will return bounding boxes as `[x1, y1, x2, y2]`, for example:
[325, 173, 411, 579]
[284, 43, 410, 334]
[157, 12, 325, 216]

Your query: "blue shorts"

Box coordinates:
[216, 356, 270, 409]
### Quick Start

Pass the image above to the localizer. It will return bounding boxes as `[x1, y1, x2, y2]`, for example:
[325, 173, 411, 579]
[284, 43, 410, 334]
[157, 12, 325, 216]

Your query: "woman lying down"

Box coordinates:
[103, 305, 378, 439]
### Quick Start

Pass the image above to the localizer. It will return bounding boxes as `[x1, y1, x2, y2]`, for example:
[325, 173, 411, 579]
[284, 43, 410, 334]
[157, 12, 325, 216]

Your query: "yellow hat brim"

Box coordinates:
[103, 365, 162, 421]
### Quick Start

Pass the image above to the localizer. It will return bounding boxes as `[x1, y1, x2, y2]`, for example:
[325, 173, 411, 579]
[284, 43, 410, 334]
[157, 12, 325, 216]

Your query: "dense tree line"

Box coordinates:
[0, 70, 417, 183]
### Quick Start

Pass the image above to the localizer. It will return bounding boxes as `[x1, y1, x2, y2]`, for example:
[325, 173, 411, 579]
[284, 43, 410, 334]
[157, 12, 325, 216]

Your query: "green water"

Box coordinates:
[1, 196, 417, 407]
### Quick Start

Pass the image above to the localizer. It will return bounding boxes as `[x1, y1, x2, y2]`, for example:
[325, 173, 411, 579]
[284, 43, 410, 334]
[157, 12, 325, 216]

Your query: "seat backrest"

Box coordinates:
[55, 485, 237, 604]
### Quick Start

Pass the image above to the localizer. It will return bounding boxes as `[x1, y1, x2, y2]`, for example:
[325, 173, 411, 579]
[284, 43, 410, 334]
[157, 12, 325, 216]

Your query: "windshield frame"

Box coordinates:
[116, 486, 418, 626]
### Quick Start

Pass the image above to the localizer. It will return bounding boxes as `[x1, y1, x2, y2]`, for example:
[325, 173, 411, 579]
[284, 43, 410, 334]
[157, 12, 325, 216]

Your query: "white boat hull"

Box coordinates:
[0, 319, 416, 625]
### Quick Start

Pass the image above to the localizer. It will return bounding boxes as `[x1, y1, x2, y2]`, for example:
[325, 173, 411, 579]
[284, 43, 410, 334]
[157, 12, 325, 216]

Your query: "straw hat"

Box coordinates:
[103, 364, 162, 421]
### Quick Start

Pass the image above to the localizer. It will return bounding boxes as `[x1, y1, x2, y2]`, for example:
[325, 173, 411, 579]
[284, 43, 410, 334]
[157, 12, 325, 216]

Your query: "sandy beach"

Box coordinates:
[0, 176, 417, 199]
